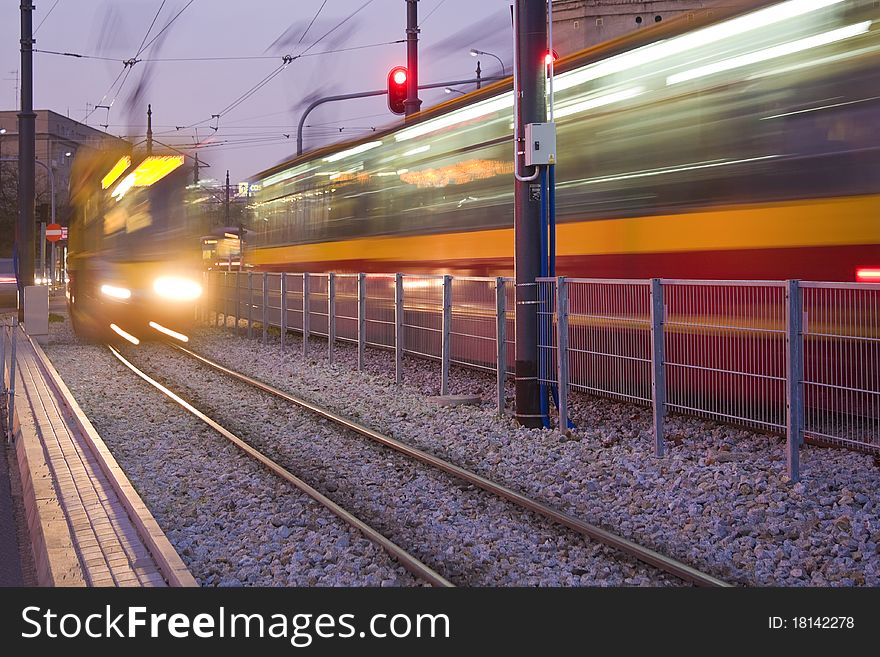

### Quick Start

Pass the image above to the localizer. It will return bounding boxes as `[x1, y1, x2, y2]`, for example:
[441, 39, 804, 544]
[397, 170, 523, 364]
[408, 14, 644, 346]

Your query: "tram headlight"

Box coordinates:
[101, 284, 132, 300]
[153, 276, 202, 301]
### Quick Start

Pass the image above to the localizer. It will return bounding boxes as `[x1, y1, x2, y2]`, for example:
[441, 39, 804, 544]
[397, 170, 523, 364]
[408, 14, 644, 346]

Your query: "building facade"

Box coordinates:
[0, 109, 129, 229]
[550, 1, 754, 55]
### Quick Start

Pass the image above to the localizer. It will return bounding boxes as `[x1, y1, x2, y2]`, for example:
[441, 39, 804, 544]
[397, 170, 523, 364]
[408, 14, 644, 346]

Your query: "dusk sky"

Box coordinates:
[0, 0, 513, 182]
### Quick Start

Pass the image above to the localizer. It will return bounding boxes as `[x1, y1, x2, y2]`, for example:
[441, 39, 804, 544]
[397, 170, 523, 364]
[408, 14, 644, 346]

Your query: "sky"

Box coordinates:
[0, 0, 514, 183]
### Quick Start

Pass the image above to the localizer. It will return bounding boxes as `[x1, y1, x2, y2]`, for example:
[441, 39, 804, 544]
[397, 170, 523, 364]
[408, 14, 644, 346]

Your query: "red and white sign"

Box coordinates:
[61, 226, 68, 240]
[46, 223, 63, 242]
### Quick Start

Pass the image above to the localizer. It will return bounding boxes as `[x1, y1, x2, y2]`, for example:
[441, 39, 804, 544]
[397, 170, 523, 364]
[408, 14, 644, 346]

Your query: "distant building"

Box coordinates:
[0, 109, 129, 228]
[551, 1, 754, 55]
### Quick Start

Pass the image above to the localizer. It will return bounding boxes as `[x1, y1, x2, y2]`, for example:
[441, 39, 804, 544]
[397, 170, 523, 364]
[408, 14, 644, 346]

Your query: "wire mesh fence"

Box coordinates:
[802, 282, 880, 453]
[207, 272, 880, 479]
[664, 280, 787, 432]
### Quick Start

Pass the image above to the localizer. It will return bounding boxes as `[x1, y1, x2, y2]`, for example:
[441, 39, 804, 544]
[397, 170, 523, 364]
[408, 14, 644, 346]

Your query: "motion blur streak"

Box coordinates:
[110, 324, 140, 345]
[149, 321, 190, 342]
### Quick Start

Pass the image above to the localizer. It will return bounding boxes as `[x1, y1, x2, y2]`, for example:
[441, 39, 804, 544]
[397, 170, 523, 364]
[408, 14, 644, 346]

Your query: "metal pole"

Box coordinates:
[556, 276, 569, 431]
[650, 278, 666, 456]
[496, 277, 507, 415]
[280, 273, 288, 350]
[234, 270, 241, 336]
[328, 272, 336, 365]
[17, 1, 36, 320]
[513, 0, 547, 428]
[0, 324, 6, 397]
[247, 271, 254, 339]
[8, 319, 18, 442]
[441, 274, 451, 395]
[476, 60, 482, 89]
[404, 0, 422, 117]
[357, 273, 366, 372]
[39, 222, 45, 283]
[225, 169, 230, 227]
[295, 77, 504, 156]
[50, 241, 56, 289]
[146, 104, 153, 156]
[395, 273, 403, 384]
[262, 272, 269, 345]
[785, 279, 803, 483]
[302, 272, 310, 358]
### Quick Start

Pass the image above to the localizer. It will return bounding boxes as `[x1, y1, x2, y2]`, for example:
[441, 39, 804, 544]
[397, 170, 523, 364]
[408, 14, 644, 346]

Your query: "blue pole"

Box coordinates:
[539, 167, 549, 428]
[548, 164, 556, 276]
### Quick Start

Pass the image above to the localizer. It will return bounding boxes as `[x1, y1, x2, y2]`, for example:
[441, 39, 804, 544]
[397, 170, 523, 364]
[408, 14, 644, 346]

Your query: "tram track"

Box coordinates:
[137, 341, 730, 587]
[108, 345, 453, 588]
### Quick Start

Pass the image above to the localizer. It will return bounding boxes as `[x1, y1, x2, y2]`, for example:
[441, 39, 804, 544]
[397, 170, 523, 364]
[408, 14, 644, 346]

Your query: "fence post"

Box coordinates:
[358, 273, 366, 372]
[247, 271, 254, 340]
[234, 271, 241, 336]
[280, 273, 288, 351]
[441, 275, 452, 395]
[261, 272, 269, 345]
[0, 324, 6, 395]
[556, 276, 569, 431]
[785, 279, 803, 483]
[328, 273, 336, 365]
[496, 278, 506, 415]
[7, 320, 17, 442]
[302, 272, 310, 358]
[650, 278, 666, 457]
[217, 272, 224, 327]
[395, 273, 403, 385]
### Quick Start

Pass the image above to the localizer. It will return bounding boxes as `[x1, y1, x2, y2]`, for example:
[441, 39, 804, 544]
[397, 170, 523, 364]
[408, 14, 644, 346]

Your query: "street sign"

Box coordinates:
[46, 223, 62, 242]
[61, 226, 68, 240]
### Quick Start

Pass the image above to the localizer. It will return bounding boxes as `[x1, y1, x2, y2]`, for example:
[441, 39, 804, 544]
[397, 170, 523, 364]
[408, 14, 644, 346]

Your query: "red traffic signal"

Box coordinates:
[545, 49, 559, 74]
[387, 66, 408, 115]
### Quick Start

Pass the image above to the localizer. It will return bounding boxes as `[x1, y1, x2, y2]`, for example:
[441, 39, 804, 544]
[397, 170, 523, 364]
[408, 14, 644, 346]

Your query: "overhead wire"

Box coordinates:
[35, 39, 404, 64]
[297, 0, 376, 57]
[34, 0, 62, 35]
[138, 0, 196, 56]
[136, 0, 168, 56]
[297, 0, 328, 46]
[420, 0, 448, 26]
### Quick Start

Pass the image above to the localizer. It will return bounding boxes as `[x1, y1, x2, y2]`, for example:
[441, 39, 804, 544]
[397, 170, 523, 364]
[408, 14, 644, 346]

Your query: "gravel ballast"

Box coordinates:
[120, 341, 678, 586]
[190, 319, 880, 587]
[44, 316, 421, 586]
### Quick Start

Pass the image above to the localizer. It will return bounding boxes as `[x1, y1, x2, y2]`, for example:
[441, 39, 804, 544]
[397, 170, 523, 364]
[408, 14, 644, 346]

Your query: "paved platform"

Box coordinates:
[4, 325, 197, 587]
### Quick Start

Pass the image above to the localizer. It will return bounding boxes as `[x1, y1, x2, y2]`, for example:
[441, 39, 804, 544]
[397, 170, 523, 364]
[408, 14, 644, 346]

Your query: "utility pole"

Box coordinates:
[476, 60, 482, 89]
[404, 0, 422, 117]
[513, 0, 547, 428]
[193, 152, 200, 185]
[17, 1, 36, 319]
[225, 169, 230, 226]
[146, 104, 153, 156]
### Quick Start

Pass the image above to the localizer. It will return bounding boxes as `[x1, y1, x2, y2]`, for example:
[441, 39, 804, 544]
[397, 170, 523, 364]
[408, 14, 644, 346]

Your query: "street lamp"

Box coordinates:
[469, 48, 506, 77]
[444, 87, 466, 96]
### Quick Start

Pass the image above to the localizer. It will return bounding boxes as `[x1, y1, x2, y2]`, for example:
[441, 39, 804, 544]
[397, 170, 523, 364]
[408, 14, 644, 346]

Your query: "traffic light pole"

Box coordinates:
[17, 0, 36, 319]
[404, 0, 422, 117]
[513, 0, 547, 428]
[295, 76, 504, 156]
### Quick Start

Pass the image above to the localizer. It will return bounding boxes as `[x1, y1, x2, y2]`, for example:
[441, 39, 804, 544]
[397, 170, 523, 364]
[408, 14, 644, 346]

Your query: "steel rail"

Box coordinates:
[173, 344, 732, 587]
[108, 345, 453, 588]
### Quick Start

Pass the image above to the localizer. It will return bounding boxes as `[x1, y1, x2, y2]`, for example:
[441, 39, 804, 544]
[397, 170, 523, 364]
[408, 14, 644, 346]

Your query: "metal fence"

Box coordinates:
[0, 318, 18, 442]
[205, 273, 880, 481]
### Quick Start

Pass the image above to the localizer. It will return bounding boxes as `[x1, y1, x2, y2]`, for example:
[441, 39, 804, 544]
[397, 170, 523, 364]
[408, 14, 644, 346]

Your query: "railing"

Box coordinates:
[0, 318, 19, 442]
[204, 272, 880, 482]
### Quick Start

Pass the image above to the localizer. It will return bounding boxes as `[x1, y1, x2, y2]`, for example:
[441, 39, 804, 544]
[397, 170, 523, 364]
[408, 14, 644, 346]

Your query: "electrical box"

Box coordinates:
[524, 122, 557, 166]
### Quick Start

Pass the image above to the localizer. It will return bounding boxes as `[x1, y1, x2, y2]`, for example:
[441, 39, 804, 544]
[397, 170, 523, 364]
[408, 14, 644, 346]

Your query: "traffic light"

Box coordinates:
[545, 49, 559, 75]
[387, 66, 408, 115]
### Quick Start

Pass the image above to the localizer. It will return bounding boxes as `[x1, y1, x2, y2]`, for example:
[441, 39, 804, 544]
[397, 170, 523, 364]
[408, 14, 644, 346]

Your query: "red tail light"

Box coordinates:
[856, 268, 880, 283]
